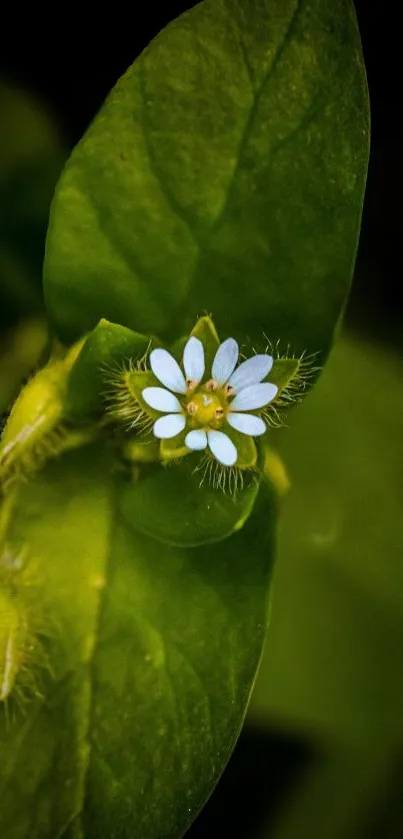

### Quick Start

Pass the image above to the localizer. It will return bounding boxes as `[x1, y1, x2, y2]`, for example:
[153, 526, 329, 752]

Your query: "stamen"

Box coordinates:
[187, 401, 197, 416]
[186, 379, 198, 393]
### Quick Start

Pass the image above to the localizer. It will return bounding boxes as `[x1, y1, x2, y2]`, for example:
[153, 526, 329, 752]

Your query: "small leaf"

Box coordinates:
[119, 455, 260, 547]
[64, 318, 151, 421]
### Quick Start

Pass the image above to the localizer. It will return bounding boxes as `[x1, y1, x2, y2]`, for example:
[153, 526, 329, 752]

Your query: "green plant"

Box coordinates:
[0, 1, 369, 837]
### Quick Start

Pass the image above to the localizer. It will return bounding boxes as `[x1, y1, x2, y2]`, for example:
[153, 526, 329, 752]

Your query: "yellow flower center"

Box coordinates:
[186, 390, 225, 428]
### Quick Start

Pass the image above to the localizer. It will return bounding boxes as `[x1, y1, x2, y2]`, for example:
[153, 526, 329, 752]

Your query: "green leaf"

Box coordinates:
[0, 340, 103, 488]
[120, 455, 259, 546]
[0, 447, 275, 838]
[43, 0, 369, 361]
[64, 318, 151, 421]
[0, 361, 67, 485]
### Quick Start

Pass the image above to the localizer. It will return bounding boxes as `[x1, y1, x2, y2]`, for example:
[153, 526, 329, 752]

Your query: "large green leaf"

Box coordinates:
[0, 448, 275, 839]
[43, 0, 369, 359]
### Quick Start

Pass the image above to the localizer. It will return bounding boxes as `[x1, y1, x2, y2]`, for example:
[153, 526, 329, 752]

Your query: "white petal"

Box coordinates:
[230, 382, 278, 411]
[227, 412, 267, 436]
[211, 338, 239, 384]
[150, 348, 186, 394]
[153, 414, 186, 439]
[183, 336, 205, 383]
[207, 430, 237, 466]
[142, 387, 182, 413]
[185, 429, 208, 451]
[228, 354, 273, 391]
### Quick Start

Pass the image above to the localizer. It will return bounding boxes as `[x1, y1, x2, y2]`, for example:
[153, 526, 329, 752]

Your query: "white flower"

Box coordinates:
[142, 336, 278, 467]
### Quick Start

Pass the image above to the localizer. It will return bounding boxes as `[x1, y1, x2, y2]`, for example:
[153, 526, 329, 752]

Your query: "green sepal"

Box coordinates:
[64, 318, 151, 421]
[224, 426, 258, 470]
[269, 356, 316, 403]
[124, 369, 161, 420]
[104, 368, 161, 428]
[270, 357, 300, 393]
[169, 315, 220, 374]
[190, 316, 220, 379]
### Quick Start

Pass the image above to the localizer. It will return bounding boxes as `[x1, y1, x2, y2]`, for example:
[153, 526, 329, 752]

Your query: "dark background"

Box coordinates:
[0, 1, 400, 345]
[0, 3, 401, 837]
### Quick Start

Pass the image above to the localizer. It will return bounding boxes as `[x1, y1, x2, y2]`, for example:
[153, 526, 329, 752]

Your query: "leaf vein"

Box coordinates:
[211, 0, 303, 232]
[138, 58, 202, 250]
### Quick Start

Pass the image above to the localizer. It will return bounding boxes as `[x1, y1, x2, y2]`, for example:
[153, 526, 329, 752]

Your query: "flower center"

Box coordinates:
[186, 391, 225, 428]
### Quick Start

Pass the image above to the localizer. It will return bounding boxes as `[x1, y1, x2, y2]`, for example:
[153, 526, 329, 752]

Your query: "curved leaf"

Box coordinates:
[119, 456, 259, 547]
[43, 0, 369, 360]
[64, 318, 151, 421]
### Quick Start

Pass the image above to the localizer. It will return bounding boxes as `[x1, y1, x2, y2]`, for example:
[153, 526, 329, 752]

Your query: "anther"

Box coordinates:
[187, 401, 197, 416]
